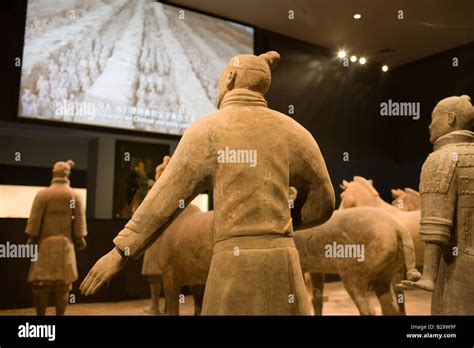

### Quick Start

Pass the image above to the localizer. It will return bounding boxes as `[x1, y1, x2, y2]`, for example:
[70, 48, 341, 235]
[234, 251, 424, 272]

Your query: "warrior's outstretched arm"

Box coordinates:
[81, 117, 214, 295]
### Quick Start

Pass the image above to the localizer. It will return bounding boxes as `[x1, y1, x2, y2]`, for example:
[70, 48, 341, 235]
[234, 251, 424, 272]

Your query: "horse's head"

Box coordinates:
[391, 187, 420, 211]
[339, 176, 380, 209]
[391, 189, 406, 211]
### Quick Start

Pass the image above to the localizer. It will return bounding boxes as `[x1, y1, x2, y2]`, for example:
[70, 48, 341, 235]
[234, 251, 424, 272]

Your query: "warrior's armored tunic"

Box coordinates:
[419, 130, 474, 314]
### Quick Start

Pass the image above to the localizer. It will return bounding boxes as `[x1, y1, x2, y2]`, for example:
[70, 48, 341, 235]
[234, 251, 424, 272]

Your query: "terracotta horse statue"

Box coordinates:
[339, 176, 423, 315]
[339, 176, 423, 266]
[297, 207, 420, 315]
[391, 188, 420, 211]
[156, 206, 213, 315]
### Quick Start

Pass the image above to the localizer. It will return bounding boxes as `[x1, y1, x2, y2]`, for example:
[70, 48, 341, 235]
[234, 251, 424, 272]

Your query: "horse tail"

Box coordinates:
[395, 221, 421, 281]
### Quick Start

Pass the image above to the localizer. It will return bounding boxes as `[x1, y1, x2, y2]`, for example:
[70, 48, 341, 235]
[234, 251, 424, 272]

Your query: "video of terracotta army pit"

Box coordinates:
[1, 0, 473, 316]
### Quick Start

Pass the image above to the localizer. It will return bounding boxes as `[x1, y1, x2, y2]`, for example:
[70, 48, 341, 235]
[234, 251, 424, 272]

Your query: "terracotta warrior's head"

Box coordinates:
[134, 160, 146, 178]
[52, 159, 75, 178]
[155, 155, 171, 181]
[217, 51, 280, 108]
[429, 95, 474, 144]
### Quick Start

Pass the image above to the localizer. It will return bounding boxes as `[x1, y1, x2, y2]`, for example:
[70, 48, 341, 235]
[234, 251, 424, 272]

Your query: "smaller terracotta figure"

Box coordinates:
[126, 160, 150, 217]
[26, 160, 87, 315]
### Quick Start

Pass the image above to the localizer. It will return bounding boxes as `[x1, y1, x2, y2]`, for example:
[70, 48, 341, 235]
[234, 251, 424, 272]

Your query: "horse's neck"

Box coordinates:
[374, 196, 400, 213]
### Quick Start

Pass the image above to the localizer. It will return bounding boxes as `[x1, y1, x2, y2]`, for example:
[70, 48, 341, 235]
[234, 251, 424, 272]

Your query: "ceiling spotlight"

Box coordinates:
[337, 50, 346, 59]
[382, 65, 389, 72]
[353, 13, 362, 19]
[359, 57, 367, 65]
[350, 55, 357, 62]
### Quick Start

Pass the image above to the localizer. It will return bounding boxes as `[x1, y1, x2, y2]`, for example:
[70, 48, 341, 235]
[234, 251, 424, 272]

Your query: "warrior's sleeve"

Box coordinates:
[25, 190, 47, 237]
[73, 192, 87, 238]
[114, 117, 214, 258]
[419, 149, 458, 245]
[289, 127, 335, 229]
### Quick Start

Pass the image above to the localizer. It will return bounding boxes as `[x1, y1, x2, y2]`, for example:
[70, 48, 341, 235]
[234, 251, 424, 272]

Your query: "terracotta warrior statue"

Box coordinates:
[80, 51, 335, 315]
[402, 95, 474, 315]
[26, 160, 87, 315]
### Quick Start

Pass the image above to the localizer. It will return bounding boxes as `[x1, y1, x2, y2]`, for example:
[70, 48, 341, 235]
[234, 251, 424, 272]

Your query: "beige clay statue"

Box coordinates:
[155, 203, 212, 315]
[80, 51, 335, 315]
[401, 95, 474, 315]
[26, 160, 87, 315]
[391, 188, 420, 211]
[296, 206, 420, 315]
[339, 177, 423, 266]
[339, 177, 423, 314]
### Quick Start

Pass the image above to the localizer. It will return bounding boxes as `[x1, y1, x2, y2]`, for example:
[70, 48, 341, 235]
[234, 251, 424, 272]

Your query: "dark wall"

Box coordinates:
[256, 29, 474, 202]
[256, 30, 391, 161]
[2, 0, 26, 126]
[255, 30, 397, 203]
[387, 43, 474, 163]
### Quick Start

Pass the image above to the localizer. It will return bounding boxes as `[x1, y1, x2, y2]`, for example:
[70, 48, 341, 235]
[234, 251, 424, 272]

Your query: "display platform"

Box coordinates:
[0, 281, 431, 316]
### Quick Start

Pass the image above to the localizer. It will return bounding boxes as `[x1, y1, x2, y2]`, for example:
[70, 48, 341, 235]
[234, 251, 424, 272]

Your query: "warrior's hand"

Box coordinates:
[80, 248, 127, 296]
[399, 278, 435, 292]
[75, 237, 87, 250]
[26, 236, 37, 245]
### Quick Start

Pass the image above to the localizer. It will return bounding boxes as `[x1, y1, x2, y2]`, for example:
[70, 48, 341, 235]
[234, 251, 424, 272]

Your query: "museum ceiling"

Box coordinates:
[168, 0, 474, 67]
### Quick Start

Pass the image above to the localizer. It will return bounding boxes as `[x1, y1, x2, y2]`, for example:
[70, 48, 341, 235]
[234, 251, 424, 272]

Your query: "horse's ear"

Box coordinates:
[391, 188, 402, 197]
[339, 183, 346, 190]
[368, 179, 373, 185]
[343, 179, 349, 187]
